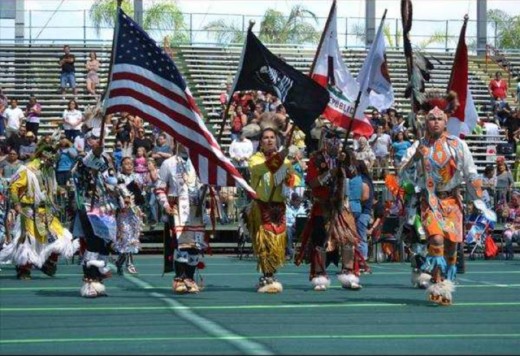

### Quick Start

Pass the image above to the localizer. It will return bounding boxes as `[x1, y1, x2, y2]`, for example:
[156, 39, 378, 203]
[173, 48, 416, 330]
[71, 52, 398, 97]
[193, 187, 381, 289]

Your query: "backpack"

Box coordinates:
[484, 236, 499, 259]
[231, 115, 243, 133]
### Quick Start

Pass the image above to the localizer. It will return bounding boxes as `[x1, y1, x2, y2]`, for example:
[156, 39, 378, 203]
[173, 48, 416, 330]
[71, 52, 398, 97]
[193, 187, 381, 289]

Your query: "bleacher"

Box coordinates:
[2, 43, 518, 253]
[0, 43, 517, 171]
[176, 44, 517, 172]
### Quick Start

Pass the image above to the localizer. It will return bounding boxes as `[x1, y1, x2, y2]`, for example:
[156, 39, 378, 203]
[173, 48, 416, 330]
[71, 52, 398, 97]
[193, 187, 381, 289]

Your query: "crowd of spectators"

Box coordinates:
[1, 45, 520, 260]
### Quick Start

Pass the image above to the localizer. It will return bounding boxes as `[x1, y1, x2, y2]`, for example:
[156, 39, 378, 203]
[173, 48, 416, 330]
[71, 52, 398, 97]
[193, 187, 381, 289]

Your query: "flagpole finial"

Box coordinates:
[463, 14, 469, 22]
[116, 0, 123, 8]
[248, 20, 256, 31]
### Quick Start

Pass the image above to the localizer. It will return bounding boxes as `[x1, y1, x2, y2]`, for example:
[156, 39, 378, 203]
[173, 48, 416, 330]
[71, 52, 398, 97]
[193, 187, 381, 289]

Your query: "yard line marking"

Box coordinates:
[2, 301, 519, 312]
[121, 269, 272, 355]
[2, 283, 520, 293]
[0, 303, 406, 312]
[1, 333, 519, 345]
[458, 277, 517, 288]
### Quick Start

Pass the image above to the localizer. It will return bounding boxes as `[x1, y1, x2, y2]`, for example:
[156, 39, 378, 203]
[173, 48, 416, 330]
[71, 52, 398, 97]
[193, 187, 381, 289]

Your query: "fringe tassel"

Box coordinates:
[248, 203, 286, 274]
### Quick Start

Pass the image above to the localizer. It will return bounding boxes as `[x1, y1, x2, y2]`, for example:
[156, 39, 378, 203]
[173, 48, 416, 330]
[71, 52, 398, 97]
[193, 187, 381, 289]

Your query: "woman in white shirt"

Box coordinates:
[62, 99, 84, 142]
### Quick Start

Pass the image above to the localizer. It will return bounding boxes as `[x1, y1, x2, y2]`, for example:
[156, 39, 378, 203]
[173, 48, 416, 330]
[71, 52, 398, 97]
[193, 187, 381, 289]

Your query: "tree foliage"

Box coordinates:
[202, 19, 245, 45]
[89, 0, 188, 44]
[203, 5, 320, 45]
[488, 9, 520, 49]
[259, 5, 320, 44]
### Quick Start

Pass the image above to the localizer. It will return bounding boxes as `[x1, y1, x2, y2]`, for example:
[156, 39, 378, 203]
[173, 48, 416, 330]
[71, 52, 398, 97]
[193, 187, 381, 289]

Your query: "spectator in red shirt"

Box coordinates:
[489, 71, 508, 109]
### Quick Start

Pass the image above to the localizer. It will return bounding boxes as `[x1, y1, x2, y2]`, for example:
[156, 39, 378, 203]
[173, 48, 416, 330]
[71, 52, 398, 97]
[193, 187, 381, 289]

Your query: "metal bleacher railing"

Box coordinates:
[1, 8, 517, 53]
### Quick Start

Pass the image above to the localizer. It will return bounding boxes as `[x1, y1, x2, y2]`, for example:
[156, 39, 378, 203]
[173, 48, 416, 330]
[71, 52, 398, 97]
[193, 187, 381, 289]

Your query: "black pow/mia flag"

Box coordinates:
[231, 29, 330, 135]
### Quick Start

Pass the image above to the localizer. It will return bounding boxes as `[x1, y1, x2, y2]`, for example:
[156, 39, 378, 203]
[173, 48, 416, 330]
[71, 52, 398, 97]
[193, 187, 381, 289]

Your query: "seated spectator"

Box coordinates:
[230, 104, 247, 142]
[130, 114, 144, 139]
[151, 133, 172, 168]
[132, 127, 154, 156]
[501, 190, 520, 260]
[229, 131, 254, 168]
[482, 165, 497, 208]
[112, 140, 124, 171]
[288, 145, 307, 197]
[6, 126, 28, 154]
[496, 155, 514, 203]
[355, 136, 376, 175]
[291, 127, 307, 153]
[285, 192, 307, 260]
[390, 113, 408, 137]
[495, 100, 512, 127]
[115, 112, 133, 155]
[0, 148, 22, 180]
[370, 108, 383, 129]
[483, 118, 501, 142]
[134, 146, 149, 185]
[18, 131, 36, 161]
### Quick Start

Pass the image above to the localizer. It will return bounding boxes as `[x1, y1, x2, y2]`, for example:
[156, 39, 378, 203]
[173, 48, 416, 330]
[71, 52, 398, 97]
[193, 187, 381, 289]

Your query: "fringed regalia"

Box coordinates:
[295, 148, 364, 291]
[245, 149, 298, 293]
[400, 110, 483, 305]
[113, 172, 144, 275]
[0, 157, 77, 279]
[72, 150, 119, 298]
[156, 154, 207, 294]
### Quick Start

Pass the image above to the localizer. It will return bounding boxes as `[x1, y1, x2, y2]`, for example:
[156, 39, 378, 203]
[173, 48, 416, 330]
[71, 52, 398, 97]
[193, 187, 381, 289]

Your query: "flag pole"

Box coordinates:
[98, 0, 123, 148]
[401, 0, 419, 139]
[447, 14, 469, 90]
[341, 9, 387, 153]
[198, 21, 257, 219]
[89, 0, 122, 214]
[216, 20, 256, 144]
[308, 0, 336, 76]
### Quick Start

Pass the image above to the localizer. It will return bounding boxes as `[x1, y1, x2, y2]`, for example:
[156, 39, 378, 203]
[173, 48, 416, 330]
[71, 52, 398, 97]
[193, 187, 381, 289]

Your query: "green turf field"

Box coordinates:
[1, 256, 519, 355]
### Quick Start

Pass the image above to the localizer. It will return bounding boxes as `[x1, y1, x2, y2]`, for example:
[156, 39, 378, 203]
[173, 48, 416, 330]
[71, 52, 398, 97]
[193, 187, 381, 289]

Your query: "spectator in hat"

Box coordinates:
[18, 131, 37, 162]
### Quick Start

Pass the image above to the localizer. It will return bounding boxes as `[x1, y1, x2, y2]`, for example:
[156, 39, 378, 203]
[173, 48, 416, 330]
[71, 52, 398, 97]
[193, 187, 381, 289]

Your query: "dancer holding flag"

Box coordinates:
[102, 7, 257, 293]
[229, 22, 328, 293]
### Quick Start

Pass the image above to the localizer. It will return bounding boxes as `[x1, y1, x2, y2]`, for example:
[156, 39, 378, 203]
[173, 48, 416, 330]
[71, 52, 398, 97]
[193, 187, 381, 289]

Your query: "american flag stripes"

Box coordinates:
[103, 9, 257, 198]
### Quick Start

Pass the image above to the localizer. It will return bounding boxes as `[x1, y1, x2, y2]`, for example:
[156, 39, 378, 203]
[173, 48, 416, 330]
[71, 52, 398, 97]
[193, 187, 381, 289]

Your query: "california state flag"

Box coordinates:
[310, 0, 374, 137]
[446, 15, 479, 137]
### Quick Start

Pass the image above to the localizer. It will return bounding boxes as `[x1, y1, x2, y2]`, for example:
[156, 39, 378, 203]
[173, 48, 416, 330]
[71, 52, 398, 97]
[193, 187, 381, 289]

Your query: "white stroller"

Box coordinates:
[465, 200, 497, 260]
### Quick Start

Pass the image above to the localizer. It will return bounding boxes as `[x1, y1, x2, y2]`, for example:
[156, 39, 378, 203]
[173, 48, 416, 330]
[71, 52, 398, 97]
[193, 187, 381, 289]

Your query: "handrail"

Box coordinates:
[485, 44, 520, 87]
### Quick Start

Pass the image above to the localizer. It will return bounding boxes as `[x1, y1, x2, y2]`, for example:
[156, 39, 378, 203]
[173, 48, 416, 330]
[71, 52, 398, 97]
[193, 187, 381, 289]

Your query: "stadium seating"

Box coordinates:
[0, 43, 517, 172]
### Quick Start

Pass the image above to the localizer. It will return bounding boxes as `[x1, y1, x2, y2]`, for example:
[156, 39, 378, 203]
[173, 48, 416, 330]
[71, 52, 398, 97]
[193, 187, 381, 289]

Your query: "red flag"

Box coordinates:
[448, 15, 468, 121]
[446, 15, 478, 137]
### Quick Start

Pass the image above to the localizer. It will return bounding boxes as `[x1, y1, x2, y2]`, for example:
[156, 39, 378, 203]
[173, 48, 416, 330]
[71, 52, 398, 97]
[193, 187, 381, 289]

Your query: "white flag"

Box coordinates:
[356, 13, 395, 114]
[310, 0, 374, 137]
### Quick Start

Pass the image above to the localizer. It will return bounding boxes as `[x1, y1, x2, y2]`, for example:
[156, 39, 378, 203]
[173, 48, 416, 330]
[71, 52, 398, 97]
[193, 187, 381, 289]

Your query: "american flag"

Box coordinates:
[104, 9, 256, 198]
